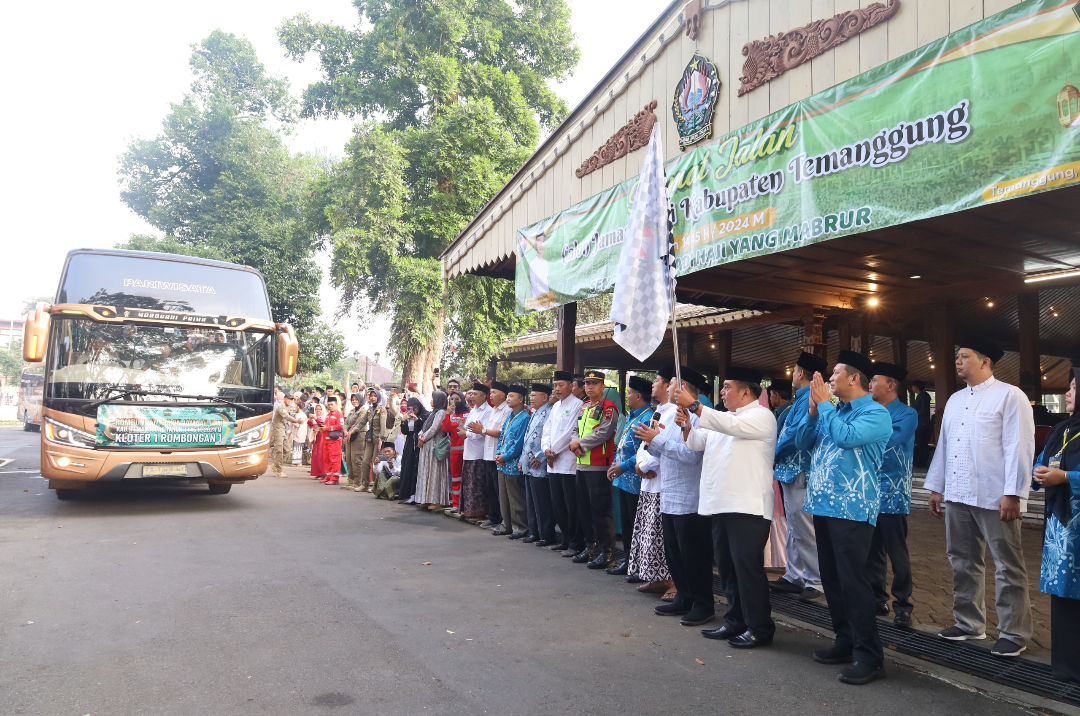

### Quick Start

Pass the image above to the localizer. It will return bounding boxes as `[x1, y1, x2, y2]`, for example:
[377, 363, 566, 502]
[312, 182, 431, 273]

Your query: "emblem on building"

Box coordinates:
[672, 53, 721, 150]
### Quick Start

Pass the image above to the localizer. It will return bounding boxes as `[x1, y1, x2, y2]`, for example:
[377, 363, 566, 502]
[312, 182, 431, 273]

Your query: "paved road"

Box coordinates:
[0, 426, 1029, 716]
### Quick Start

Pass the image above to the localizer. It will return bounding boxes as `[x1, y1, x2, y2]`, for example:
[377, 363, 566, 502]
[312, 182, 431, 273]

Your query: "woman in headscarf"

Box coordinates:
[1033, 368, 1080, 682]
[343, 393, 366, 489]
[441, 391, 469, 514]
[396, 397, 428, 503]
[415, 391, 449, 510]
[308, 402, 328, 480]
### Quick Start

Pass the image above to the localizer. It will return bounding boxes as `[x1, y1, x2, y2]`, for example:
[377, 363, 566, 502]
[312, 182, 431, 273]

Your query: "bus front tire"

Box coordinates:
[207, 483, 232, 495]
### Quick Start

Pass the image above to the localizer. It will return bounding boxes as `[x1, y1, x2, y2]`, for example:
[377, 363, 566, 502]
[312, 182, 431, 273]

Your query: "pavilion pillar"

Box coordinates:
[859, 314, 873, 357]
[683, 331, 697, 369]
[557, 303, 577, 374]
[715, 330, 732, 408]
[618, 369, 627, 406]
[1018, 292, 1041, 402]
[893, 337, 909, 404]
[837, 318, 852, 358]
[930, 304, 956, 398]
[801, 313, 827, 359]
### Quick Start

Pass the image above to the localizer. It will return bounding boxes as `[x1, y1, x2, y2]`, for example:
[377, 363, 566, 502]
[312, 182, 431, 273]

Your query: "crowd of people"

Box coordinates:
[263, 338, 1080, 687]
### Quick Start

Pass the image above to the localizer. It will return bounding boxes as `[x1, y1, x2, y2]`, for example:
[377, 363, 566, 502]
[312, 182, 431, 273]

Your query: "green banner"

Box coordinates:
[96, 405, 237, 448]
[516, 0, 1080, 313]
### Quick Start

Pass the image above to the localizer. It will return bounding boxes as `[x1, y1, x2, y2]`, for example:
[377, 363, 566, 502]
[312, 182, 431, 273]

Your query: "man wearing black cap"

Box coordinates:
[771, 351, 828, 602]
[674, 366, 778, 647]
[521, 383, 555, 544]
[867, 362, 918, 628]
[542, 370, 586, 554]
[460, 383, 493, 521]
[925, 338, 1035, 657]
[471, 380, 511, 528]
[633, 367, 711, 626]
[799, 349, 892, 684]
[494, 385, 532, 538]
[569, 369, 620, 568]
[606, 375, 655, 575]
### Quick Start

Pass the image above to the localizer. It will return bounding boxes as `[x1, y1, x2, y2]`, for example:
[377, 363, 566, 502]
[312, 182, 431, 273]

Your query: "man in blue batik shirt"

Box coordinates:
[494, 385, 533, 539]
[520, 383, 555, 545]
[607, 375, 654, 576]
[771, 352, 828, 603]
[866, 362, 918, 629]
[796, 349, 892, 686]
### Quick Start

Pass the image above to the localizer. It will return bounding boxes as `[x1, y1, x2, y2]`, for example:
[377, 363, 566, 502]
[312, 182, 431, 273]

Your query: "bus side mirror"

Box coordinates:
[276, 323, 298, 378]
[23, 303, 50, 362]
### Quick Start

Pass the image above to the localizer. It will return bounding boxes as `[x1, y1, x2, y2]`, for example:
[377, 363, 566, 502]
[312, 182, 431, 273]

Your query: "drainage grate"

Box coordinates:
[757, 585, 1080, 707]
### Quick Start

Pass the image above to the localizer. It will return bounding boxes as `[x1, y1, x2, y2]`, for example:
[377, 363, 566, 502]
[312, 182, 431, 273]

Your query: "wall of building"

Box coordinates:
[444, 0, 1024, 279]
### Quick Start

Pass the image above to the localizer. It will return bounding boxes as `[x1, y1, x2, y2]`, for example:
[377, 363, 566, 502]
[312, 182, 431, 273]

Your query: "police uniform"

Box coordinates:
[570, 370, 619, 567]
[271, 397, 295, 476]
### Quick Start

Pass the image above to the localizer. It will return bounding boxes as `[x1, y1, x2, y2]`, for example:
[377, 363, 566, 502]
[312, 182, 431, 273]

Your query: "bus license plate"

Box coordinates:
[143, 465, 187, 477]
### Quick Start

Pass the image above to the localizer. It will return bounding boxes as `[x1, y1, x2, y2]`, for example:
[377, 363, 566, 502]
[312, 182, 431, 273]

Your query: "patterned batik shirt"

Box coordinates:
[799, 393, 892, 525]
[612, 405, 654, 495]
[878, 397, 918, 515]
[774, 385, 813, 484]
[520, 402, 552, 478]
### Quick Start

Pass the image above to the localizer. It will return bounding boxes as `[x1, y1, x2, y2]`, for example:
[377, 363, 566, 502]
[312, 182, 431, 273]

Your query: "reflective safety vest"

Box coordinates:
[576, 398, 617, 467]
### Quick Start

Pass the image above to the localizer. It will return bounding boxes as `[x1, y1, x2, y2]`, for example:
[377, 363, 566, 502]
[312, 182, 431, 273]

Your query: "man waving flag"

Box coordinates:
[610, 123, 676, 362]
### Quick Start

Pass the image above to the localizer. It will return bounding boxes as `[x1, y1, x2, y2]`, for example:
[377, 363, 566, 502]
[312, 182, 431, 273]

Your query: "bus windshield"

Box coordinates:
[45, 319, 272, 406]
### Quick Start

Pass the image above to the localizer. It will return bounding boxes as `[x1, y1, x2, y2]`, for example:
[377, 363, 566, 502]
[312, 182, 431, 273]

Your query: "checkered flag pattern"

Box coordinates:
[611, 124, 676, 362]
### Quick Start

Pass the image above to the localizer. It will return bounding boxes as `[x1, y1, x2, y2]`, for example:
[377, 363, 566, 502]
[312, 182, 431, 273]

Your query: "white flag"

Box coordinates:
[610, 124, 675, 362]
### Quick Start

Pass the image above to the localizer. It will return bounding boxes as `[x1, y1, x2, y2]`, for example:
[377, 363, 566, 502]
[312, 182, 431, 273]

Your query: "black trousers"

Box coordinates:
[548, 472, 579, 549]
[574, 471, 596, 546]
[483, 460, 501, 523]
[527, 475, 556, 542]
[867, 513, 913, 615]
[662, 512, 715, 613]
[712, 512, 775, 638]
[618, 488, 639, 555]
[1051, 595, 1080, 682]
[814, 515, 883, 666]
[913, 426, 931, 468]
[578, 470, 615, 551]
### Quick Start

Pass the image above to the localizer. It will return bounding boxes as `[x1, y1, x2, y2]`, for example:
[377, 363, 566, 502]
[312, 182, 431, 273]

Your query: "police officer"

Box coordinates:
[569, 369, 620, 569]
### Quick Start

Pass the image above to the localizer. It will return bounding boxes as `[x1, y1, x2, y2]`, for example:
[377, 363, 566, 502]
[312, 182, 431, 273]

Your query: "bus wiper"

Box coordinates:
[85, 390, 258, 415]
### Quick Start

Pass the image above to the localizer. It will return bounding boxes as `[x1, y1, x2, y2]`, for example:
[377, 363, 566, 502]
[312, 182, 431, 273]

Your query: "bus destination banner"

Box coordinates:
[515, 0, 1080, 313]
[96, 405, 237, 448]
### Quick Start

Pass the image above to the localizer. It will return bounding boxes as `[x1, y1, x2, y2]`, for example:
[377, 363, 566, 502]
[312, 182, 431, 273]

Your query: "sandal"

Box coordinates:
[661, 588, 677, 602]
[637, 579, 672, 594]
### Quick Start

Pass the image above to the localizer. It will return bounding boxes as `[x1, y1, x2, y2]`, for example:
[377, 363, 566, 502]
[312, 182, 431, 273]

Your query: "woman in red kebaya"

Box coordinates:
[321, 397, 345, 485]
[309, 402, 329, 480]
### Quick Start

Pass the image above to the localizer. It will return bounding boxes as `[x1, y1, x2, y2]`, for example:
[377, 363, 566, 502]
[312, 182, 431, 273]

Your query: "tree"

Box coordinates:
[281, 0, 579, 393]
[117, 30, 341, 373]
[0, 340, 24, 385]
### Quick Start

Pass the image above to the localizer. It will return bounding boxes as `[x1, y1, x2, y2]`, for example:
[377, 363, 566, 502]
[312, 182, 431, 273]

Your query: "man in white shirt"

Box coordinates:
[673, 366, 778, 648]
[460, 383, 492, 521]
[471, 381, 511, 529]
[925, 337, 1035, 657]
[542, 370, 585, 554]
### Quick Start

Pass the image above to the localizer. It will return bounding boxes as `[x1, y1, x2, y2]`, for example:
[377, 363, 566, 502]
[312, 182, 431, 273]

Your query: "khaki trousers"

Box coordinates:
[347, 439, 377, 487]
[271, 428, 288, 473]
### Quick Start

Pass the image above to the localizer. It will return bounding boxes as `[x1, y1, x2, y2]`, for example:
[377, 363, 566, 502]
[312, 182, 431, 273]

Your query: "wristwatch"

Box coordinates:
[687, 400, 701, 415]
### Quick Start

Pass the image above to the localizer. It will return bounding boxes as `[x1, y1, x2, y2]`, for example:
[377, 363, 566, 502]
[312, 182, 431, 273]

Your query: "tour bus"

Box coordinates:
[23, 249, 298, 499]
[17, 368, 44, 431]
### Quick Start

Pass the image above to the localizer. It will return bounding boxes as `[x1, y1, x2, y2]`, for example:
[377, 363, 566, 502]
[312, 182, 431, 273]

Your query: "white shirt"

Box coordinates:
[689, 402, 777, 518]
[483, 400, 512, 461]
[924, 375, 1035, 512]
[463, 402, 491, 461]
[541, 395, 584, 474]
[636, 401, 678, 493]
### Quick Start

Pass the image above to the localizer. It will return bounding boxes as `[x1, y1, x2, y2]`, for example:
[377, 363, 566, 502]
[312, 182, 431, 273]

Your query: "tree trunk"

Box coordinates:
[399, 308, 444, 398]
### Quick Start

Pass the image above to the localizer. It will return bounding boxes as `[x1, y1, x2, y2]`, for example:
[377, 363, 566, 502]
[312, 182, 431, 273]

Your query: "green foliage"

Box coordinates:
[117, 30, 336, 372]
[297, 321, 346, 375]
[282, 1, 578, 381]
[0, 339, 24, 385]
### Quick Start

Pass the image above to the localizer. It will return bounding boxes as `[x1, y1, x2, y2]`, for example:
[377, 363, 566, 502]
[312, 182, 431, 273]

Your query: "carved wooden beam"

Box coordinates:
[683, 0, 702, 41]
[576, 100, 659, 179]
[738, 0, 901, 96]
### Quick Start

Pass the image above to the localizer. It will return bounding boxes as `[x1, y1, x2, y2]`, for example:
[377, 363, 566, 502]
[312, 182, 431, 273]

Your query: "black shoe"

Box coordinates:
[728, 631, 772, 649]
[893, 611, 912, 629]
[654, 601, 692, 617]
[769, 577, 803, 594]
[701, 625, 742, 641]
[799, 587, 825, 603]
[990, 638, 1026, 657]
[606, 560, 629, 575]
[875, 603, 890, 616]
[571, 548, 592, 563]
[838, 662, 885, 685]
[491, 527, 508, 536]
[625, 574, 645, 584]
[680, 609, 716, 627]
[521, 535, 538, 543]
[549, 542, 570, 551]
[508, 532, 526, 540]
[587, 551, 613, 569]
[813, 646, 853, 664]
[938, 625, 986, 641]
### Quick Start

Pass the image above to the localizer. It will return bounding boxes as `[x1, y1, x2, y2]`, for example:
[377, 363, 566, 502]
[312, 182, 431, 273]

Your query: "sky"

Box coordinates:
[0, 0, 669, 368]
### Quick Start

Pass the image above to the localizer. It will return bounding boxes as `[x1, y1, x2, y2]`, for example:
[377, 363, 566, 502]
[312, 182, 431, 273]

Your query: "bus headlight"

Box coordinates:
[44, 418, 97, 449]
[231, 423, 271, 448]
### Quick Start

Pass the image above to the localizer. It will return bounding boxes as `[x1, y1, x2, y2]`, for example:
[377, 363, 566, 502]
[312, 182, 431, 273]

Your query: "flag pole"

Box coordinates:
[666, 221, 682, 388]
